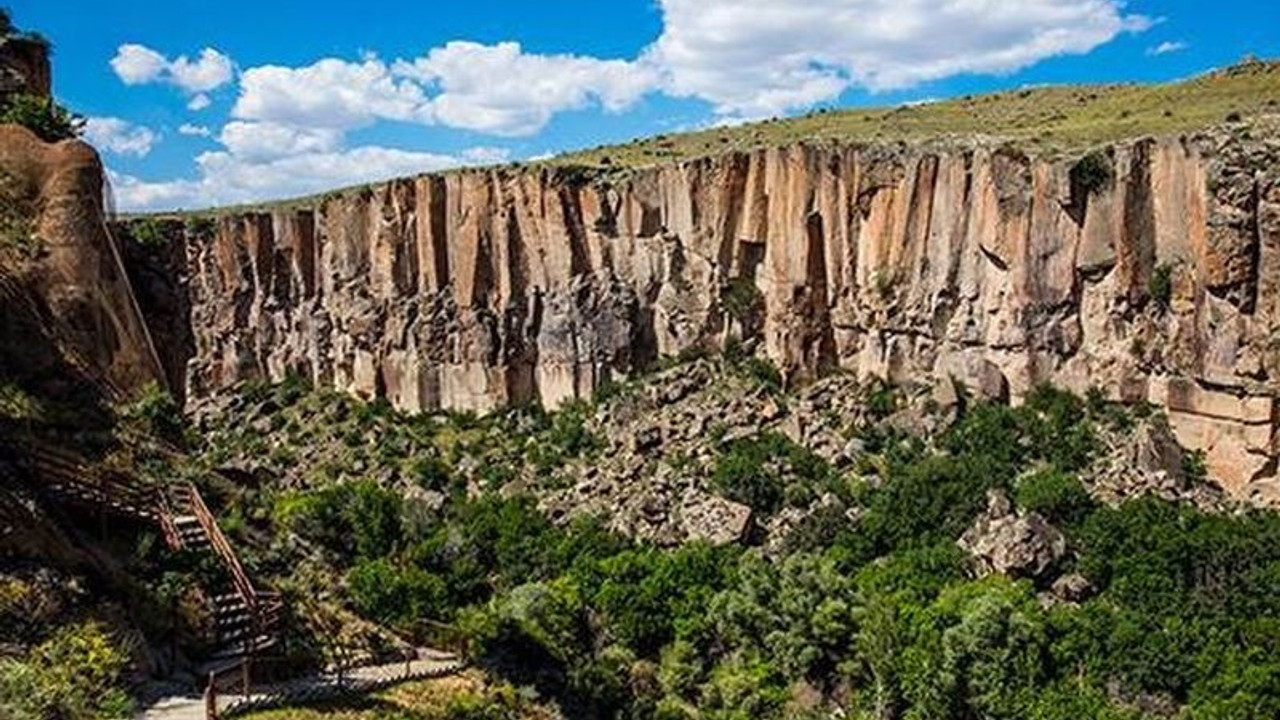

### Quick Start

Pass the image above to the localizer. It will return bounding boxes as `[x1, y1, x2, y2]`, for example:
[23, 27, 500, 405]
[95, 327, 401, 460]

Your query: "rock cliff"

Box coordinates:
[0, 34, 50, 99]
[122, 122, 1280, 499]
[0, 125, 166, 402]
[0, 20, 164, 406]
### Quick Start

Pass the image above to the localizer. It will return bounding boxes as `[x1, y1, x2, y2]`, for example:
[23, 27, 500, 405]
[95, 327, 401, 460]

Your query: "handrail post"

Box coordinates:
[206, 671, 218, 720]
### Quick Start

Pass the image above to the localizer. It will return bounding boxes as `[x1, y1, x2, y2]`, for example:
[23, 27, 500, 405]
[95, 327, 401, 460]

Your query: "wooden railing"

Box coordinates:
[18, 441, 159, 520]
[203, 644, 464, 720]
[180, 482, 259, 612]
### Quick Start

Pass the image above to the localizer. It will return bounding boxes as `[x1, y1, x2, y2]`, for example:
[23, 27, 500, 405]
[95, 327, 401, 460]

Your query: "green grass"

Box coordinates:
[126, 59, 1280, 218]
[553, 59, 1280, 169]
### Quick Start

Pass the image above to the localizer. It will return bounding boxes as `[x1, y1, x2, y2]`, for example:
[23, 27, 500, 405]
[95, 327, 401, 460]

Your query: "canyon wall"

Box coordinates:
[0, 123, 164, 403]
[126, 125, 1280, 500]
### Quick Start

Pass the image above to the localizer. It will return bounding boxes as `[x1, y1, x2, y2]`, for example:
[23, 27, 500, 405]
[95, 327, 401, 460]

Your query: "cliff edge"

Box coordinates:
[121, 118, 1280, 500]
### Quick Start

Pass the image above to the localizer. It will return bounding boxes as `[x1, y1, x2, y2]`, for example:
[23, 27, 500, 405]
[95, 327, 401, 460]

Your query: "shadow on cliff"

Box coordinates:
[0, 264, 115, 450]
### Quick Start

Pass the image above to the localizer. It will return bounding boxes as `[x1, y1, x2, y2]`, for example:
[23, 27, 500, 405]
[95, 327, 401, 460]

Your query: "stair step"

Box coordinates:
[215, 613, 252, 628]
[211, 635, 277, 660]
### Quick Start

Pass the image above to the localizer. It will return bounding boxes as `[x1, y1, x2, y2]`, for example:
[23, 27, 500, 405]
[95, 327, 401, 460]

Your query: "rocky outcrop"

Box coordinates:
[122, 122, 1280, 499]
[0, 125, 165, 401]
[959, 491, 1067, 580]
[0, 35, 50, 99]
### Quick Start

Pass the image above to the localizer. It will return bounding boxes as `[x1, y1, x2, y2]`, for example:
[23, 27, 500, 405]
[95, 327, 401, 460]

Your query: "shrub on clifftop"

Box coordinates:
[0, 93, 82, 142]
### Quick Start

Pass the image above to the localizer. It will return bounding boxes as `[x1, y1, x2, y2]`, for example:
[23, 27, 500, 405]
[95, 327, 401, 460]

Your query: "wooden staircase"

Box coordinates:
[6, 440, 283, 689]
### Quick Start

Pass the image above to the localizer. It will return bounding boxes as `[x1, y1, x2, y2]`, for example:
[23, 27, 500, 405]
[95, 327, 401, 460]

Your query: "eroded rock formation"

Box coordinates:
[0, 125, 165, 401]
[123, 123, 1280, 499]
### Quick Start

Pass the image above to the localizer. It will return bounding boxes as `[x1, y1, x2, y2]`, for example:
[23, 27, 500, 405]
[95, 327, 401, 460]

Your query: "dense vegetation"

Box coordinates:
[216, 377, 1280, 720]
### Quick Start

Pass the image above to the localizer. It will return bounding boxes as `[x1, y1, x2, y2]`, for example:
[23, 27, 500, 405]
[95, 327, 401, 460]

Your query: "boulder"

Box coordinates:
[959, 490, 1067, 580]
[679, 494, 753, 546]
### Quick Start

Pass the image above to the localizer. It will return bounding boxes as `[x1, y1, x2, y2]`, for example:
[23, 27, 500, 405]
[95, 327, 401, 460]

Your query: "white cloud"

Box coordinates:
[1148, 41, 1188, 56]
[644, 0, 1151, 116]
[110, 44, 168, 84]
[178, 123, 211, 137]
[231, 44, 653, 138]
[187, 93, 212, 111]
[168, 48, 235, 92]
[83, 117, 158, 157]
[233, 57, 430, 130]
[110, 43, 235, 96]
[110, 145, 499, 212]
[218, 121, 343, 161]
[460, 147, 511, 165]
[395, 42, 657, 136]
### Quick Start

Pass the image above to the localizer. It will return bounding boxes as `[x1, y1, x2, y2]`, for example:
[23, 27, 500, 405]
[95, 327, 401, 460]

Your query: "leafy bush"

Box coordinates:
[711, 552, 856, 680]
[713, 433, 832, 515]
[585, 543, 735, 656]
[865, 377, 899, 420]
[276, 480, 403, 562]
[733, 354, 783, 394]
[120, 381, 185, 444]
[528, 401, 602, 474]
[0, 94, 83, 142]
[347, 558, 447, 627]
[0, 621, 133, 720]
[721, 278, 763, 326]
[127, 217, 169, 246]
[1016, 470, 1096, 528]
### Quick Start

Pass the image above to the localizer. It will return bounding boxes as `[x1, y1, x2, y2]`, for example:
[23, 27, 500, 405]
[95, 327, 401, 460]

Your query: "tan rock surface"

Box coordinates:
[121, 123, 1280, 500]
[0, 124, 164, 400]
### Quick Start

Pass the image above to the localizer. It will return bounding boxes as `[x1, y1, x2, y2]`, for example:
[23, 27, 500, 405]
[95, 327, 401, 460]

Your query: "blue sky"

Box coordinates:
[9, 0, 1278, 211]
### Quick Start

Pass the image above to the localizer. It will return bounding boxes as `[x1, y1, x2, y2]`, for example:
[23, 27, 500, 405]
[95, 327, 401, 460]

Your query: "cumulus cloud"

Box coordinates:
[110, 145, 483, 212]
[218, 121, 343, 161]
[395, 42, 657, 136]
[110, 44, 168, 84]
[231, 43, 653, 138]
[83, 117, 158, 157]
[111, 43, 234, 97]
[644, 0, 1152, 115]
[178, 123, 211, 137]
[233, 57, 430, 130]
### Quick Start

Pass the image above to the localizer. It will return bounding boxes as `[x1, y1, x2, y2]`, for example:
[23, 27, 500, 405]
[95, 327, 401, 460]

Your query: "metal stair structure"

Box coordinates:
[7, 440, 284, 692]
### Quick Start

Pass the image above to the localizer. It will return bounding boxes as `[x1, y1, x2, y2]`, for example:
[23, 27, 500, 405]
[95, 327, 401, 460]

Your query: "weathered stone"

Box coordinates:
[1051, 573, 1095, 604]
[959, 491, 1067, 580]
[679, 495, 752, 547]
[0, 125, 166, 400]
[631, 426, 664, 455]
[111, 123, 1280, 501]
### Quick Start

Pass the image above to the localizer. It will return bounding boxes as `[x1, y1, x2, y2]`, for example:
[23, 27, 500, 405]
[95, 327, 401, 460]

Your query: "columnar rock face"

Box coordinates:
[137, 124, 1280, 499]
